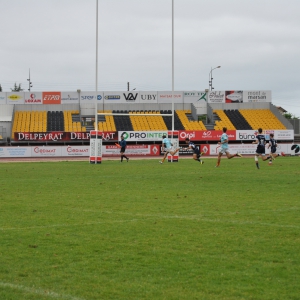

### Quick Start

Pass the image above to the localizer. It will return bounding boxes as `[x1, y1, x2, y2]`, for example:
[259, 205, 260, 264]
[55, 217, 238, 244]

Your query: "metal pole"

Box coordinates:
[95, 0, 99, 130]
[171, 0, 174, 131]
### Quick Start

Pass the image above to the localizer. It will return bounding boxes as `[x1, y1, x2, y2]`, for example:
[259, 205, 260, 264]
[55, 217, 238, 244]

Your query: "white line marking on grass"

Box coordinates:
[0, 219, 141, 231]
[1, 212, 299, 231]
[0, 281, 86, 300]
[99, 211, 300, 229]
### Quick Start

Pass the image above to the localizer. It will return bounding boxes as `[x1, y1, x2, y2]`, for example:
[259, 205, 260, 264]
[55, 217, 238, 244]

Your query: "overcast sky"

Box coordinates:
[1, 0, 300, 117]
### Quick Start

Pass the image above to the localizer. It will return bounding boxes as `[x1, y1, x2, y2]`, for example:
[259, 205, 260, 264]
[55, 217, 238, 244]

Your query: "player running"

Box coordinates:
[215, 127, 242, 167]
[159, 134, 180, 164]
[252, 128, 272, 169]
[267, 133, 285, 162]
[185, 138, 204, 164]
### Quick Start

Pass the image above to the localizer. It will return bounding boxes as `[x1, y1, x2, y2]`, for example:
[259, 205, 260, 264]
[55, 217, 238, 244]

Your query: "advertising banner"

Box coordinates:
[80, 92, 103, 104]
[118, 131, 167, 142]
[207, 91, 225, 103]
[0, 92, 6, 104]
[236, 130, 294, 141]
[61, 146, 90, 156]
[61, 92, 80, 104]
[201, 143, 291, 156]
[0, 146, 31, 157]
[225, 91, 243, 103]
[274, 130, 294, 140]
[7, 92, 25, 104]
[157, 91, 183, 104]
[32, 146, 61, 157]
[178, 130, 236, 141]
[103, 144, 160, 156]
[24, 92, 43, 104]
[243, 90, 271, 103]
[103, 91, 140, 104]
[139, 91, 158, 103]
[42, 91, 61, 105]
[183, 91, 207, 104]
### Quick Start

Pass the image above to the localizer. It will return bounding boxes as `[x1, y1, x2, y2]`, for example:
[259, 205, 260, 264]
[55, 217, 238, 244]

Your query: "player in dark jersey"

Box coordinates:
[185, 138, 204, 164]
[267, 133, 285, 162]
[252, 128, 272, 169]
[119, 135, 129, 162]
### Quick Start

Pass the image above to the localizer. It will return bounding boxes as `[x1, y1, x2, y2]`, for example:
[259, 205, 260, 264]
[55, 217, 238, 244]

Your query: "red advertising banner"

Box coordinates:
[179, 130, 236, 141]
[42, 92, 61, 104]
[14, 131, 117, 141]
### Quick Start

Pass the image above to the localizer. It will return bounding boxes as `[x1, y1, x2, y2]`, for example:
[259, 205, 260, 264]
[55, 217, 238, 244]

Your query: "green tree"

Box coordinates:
[283, 112, 299, 120]
[11, 83, 23, 92]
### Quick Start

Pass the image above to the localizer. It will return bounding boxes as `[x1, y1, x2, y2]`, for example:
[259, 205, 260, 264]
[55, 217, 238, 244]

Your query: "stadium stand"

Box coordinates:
[176, 110, 207, 130]
[11, 110, 87, 138]
[96, 110, 116, 131]
[239, 109, 286, 130]
[223, 109, 252, 130]
[213, 110, 235, 130]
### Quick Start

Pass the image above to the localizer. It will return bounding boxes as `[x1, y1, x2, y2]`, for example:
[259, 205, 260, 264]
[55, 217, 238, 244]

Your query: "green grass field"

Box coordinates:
[0, 156, 299, 300]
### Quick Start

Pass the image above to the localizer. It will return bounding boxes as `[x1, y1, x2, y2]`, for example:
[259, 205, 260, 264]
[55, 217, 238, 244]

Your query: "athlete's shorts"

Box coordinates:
[120, 147, 126, 153]
[270, 146, 277, 154]
[219, 147, 229, 155]
[256, 145, 265, 155]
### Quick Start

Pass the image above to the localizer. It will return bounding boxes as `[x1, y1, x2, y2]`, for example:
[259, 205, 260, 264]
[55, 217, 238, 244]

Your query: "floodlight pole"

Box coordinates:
[171, 0, 174, 131]
[209, 66, 221, 91]
[95, 0, 99, 130]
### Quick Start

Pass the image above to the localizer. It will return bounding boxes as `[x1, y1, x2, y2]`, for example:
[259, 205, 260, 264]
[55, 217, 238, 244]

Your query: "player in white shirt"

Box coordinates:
[159, 134, 180, 164]
[216, 127, 242, 167]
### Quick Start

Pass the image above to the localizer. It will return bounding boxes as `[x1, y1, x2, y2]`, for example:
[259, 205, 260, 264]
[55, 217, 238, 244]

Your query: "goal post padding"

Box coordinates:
[89, 130, 102, 164]
[167, 130, 179, 162]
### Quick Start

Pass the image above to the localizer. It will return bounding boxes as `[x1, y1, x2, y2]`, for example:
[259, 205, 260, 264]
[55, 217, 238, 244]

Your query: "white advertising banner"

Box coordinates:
[80, 92, 103, 104]
[31, 146, 61, 157]
[207, 143, 292, 156]
[0, 92, 6, 104]
[274, 130, 294, 140]
[236, 130, 294, 141]
[183, 91, 207, 104]
[118, 131, 167, 141]
[103, 144, 158, 156]
[157, 91, 183, 104]
[61, 146, 90, 156]
[61, 92, 80, 104]
[103, 91, 140, 104]
[7, 92, 25, 104]
[24, 92, 43, 104]
[139, 91, 158, 103]
[243, 90, 272, 103]
[207, 91, 225, 103]
[0, 146, 31, 157]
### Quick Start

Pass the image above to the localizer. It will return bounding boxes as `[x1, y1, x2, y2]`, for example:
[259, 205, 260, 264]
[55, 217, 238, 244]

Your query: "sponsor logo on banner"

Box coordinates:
[246, 91, 268, 102]
[123, 92, 138, 102]
[275, 130, 294, 140]
[236, 130, 258, 141]
[81, 95, 102, 101]
[66, 146, 89, 154]
[104, 95, 120, 100]
[43, 92, 61, 104]
[8, 94, 22, 101]
[208, 91, 225, 103]
[184, 92, 206, 102]
[179, 130, 236, 141]
[225, 91, 243, 103]
[25, 93, 42, 104]
[120, 131, 167, 141]
[140, 94, 157, 101]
